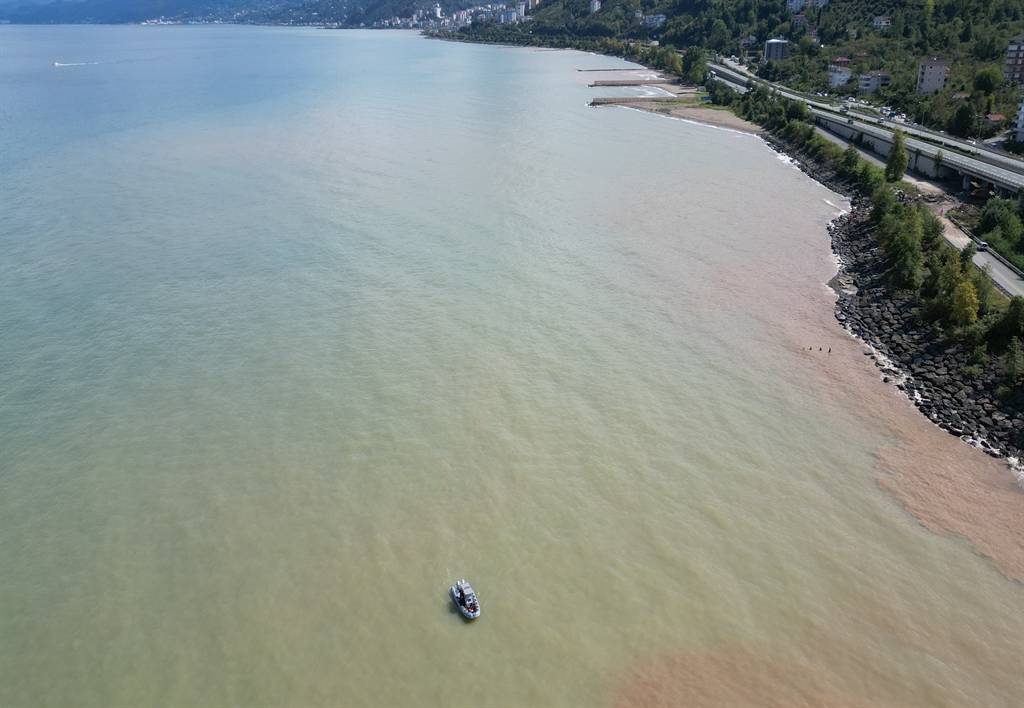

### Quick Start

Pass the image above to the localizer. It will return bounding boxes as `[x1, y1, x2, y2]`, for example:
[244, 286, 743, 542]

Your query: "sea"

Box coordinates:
[1, 26, 1022, 708]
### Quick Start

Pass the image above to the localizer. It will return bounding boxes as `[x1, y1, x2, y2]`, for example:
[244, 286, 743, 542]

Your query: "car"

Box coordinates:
[975, 241, 989, 252]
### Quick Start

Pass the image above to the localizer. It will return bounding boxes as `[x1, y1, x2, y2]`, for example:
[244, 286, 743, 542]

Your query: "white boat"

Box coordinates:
[450, 579, 481, 620]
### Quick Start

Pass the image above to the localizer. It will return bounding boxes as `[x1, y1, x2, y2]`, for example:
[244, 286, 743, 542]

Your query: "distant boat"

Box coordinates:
[450, 579, 481, 620]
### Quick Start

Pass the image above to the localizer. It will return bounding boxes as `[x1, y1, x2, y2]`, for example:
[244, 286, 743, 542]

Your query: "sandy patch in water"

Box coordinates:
[776, 215, 1024, 582]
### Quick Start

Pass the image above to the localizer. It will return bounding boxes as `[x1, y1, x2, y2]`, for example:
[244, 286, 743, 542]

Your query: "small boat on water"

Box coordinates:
[450, 579, 481, 620]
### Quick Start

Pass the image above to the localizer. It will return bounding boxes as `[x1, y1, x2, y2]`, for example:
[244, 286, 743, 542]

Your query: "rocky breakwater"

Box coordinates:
[830, 204, 1024, 469]
[763, 131, 1024, 477]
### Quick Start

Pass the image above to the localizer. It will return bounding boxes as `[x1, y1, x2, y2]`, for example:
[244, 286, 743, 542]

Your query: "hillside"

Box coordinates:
[0, 0, 459, 24]
[467, 0, 1024, 137]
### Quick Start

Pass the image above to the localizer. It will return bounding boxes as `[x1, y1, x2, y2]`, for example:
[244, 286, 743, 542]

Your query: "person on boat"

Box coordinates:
[458, 586, 466, 604]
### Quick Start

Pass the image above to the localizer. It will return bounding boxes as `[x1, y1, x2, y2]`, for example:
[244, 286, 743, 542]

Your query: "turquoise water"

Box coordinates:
[2, 26, 1023, 707]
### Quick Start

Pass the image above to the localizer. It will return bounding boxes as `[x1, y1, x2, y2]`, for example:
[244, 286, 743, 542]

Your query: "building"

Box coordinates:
[858, 70, 891, 94]
[984, 113, 1006, 130]
[872, 15, 891, 30]
[739, 34, 758, 49]
[786, 0, 805, 11]
[828, 63, 852, 87]
[813, 0, 829, 7]
[831, 56, 851, 67]
[1005, 34, 1024, 83]
[792, 13, 807, 28]
[589, 0, 600, 12]
[763, 38, 789, 61]
[917, 57, 949, 94]
[517, 0, 526, 17]
[1016, 98, 1024, 142]
[643, 13, 666, 28]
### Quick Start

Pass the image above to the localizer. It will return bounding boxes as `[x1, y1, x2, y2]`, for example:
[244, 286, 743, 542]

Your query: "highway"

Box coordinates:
[704, 64, 1024, 296]
[710, 60, 1024, 177]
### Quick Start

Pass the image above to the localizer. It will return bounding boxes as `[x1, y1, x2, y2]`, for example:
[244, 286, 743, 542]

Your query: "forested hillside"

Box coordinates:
[469, 0, 1024, 137]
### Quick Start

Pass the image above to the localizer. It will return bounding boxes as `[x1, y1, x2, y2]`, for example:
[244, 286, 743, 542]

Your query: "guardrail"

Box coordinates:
[948, 214, 1024, 282]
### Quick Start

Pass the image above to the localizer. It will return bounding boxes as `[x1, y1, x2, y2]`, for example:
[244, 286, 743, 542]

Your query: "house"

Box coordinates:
[763, 38, 789, 62]
[1016, 98, 1024, 142]
[872, 15, 891, 30]
[792, 13, 807, 28]
[739, 35, 758, 49]
[786, 0, 805, 11]
[831, 56, 851, 68]
[917, 57, 949, 94]
[589, 0, 600, 13]
[984, 113, 1006, 129]
[828, 63, 852, 87]
[1005, 34, 1024, 83]
[858, 70, 891, 94]
[643, 13, 666, 28]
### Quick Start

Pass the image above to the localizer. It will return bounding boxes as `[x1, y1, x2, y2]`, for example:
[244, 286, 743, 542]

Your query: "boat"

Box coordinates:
[450, 579, 481, 620]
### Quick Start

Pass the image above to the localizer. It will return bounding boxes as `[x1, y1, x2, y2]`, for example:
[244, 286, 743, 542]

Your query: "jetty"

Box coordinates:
[589, 96, 680, 105]
[588, 79, 674, 87]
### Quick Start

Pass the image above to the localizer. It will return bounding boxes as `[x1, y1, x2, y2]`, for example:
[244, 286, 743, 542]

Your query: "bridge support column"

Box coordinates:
[962, 174, 971, 191]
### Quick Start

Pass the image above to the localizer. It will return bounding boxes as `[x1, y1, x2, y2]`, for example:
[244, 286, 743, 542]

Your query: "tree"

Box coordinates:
[885, 129, 908, 182]
[841, 145, 860, 176]
[948, 103, 978, 137]
[871, 185, 896, 222]
[952, 278, 980, 326]
[988, 296, 1024, 349]
[1005, 337, 1024, 385]
[680, 46, 705, 84]
[973, 66, 1003, 95]
[888, 208, 924, 290]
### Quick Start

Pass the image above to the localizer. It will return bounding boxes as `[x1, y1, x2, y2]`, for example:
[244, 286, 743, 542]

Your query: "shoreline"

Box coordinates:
[755, 133, 1024, 581]
[502, 34, 1024, 578]
[613, 101, 762, 135]
[574, 46, 1024, 578]
[765, 132, 1024, 476]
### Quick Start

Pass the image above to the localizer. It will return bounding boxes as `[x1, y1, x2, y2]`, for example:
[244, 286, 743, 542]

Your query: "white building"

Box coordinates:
[872, 15, 891, 29]
[589, 0, 600, 12]
[643, 13, 666, 28]
[828, 64, 852, 87]
[763, 38, 789, 62]
[1016, 98, 1024, 142]
[517, 1, 526, 18]
[858, 70, 891, 94]
[434, 2, 442, 18]
[1006, 34, 1024, 83]
[917, 57, 949, 94]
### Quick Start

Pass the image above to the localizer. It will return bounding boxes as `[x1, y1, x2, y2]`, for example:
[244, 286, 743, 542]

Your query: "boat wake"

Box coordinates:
[53, 61, 100, 68]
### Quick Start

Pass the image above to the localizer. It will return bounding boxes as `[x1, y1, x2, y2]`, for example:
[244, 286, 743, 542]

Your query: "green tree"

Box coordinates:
[1005, 337, 1024, 384]
[841, 145, 860, 176]
[988, 296, 1024, 349]
[885, 129, 908, 182]
[973, 66, 1003, 95]
[888, 208, 924, 290]
[871, 185, 896, 223]
[948, 103, 978, 137]
[952, 278, 980, 326]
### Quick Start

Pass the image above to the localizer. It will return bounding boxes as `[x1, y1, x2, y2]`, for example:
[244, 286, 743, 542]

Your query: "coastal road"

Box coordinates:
[708, 65, 1024, 192]
[707, 67, 1024, 296]
[714, 59, 1024, 177]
